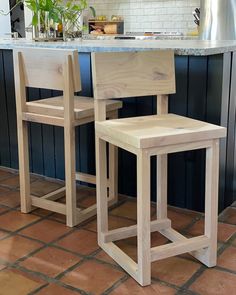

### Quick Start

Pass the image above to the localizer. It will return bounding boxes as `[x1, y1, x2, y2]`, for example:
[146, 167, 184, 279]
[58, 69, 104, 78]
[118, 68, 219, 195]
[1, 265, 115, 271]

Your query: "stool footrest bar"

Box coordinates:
[41, 187, 66, 201]
[151, 235, 210, 262]
[101, 241, 138, 280]
[31, 196, 66, 215]
[160, 227, 188, 242]
[103, 218, 171, 243]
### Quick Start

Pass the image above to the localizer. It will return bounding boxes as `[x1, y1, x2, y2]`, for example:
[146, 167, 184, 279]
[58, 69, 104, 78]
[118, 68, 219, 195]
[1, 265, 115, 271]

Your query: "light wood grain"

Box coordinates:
[151, 236, 210, 261]
[137, 151, 151, 286]
[156, 95, 168, 219]
[92, 51, 176, 99]
[40, 187, 66, 201]
[13, 48, 81, 91]
[63, 55, 77, 227]
[26, 96, 122, 120]
[96, 114, 226, 149]
[31, 196, 66, 214]
[103, 218, 171, 243]
[14, 52, 32, 213]
[191, 139, 220, 266]
[96, 135, 109, 244]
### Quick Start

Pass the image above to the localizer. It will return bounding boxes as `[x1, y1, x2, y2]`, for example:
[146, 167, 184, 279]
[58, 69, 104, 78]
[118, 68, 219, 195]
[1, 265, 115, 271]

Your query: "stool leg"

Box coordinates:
[96, 136, 109, 245]
[108, 143, 118, 202]
[108, 110, 118, 203]
[204, 139, 220, 266]
[64, 125, 77, 227]
[156, 154, 168, 219]
[137, 151, 151, 286]
[18, 120, 31, 213]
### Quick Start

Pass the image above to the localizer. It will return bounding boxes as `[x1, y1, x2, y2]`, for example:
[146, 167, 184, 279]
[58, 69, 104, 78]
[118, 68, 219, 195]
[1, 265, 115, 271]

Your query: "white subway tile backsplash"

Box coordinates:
[88, 0, 200, 34]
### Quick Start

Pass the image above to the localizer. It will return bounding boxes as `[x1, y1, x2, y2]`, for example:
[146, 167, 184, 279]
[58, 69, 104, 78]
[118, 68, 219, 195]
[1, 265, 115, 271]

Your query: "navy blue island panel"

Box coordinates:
[0, 50, 231, 212]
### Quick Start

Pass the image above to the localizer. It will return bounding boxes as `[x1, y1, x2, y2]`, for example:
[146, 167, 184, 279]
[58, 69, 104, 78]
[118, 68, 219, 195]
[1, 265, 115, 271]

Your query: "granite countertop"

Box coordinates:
[0, 38, 236, 56]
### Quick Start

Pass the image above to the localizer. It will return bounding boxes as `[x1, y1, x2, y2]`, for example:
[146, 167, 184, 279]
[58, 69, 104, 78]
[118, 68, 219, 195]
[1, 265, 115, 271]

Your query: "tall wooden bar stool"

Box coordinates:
[13, 48, 122, 227]
[93, 51, 227, 286]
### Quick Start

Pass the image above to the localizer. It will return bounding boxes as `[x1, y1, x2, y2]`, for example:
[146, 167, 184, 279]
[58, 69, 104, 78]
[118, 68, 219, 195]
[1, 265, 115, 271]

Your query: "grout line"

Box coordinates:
[151, 276, 185, 293]
[214, 265, 236, 275]
[54, 258, 88, 281]
[27, 283, 50, 295]
[9, 264, 89, 295]
[179, 265, 206, 290]
[102, 274, 129, 295]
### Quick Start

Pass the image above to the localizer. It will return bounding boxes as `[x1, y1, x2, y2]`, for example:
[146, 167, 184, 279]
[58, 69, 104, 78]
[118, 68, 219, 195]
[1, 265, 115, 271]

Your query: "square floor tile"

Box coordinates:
[217, 246, 236, 272]
[0, 268, 45, 295]
[167, 207, 200, 230]
[0, 175, 20, 188]
[0, 235, 42, 262]
[0, 174, 38, 189]
[151, 256, 201, 286]
[20, 246, 81, 278]
[0, 211, 40, 231]
[232, 237, 236, 246]
[0, 230, 9, 240]
[0, 207, 8, 215]
[0, 264, 6, 271]
[111, 201, 155, 221]
[189, 269, 236, 295]
[115, 237, 137, 262]
[61, 260, 124, 294]
[19, 219, 71, 243]
[114, 232, 169, 264]
[188, 219, 236, 242]
[0, 186, 11, 195]
[94, 250, 118, 265]
[110, 278, 176, 295]
[50, 213, 66, 223]
[55, 229, 98, 255]
[77, 194, 96, 208]
[0, 190, 20, 208]
[110, 201, 139, 220]
[37, 284, 79, 294]
[32, 208, 52, 217]
[76, 186, 96, 208]
[0, 169, 16, 181]
[84, 215, 136, 233]
[30, 179, 63, 197]
[219, 207, 236, 225]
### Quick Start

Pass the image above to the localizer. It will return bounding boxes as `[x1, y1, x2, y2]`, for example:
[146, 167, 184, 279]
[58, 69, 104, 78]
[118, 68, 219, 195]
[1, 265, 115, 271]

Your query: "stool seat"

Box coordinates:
[26, 96, 122, 120]
[96, 113, 226, 149]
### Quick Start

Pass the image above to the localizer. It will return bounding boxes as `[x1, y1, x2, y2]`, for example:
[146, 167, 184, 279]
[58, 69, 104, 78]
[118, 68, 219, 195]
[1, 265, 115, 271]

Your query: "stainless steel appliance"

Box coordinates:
[200, 0, 236, 40]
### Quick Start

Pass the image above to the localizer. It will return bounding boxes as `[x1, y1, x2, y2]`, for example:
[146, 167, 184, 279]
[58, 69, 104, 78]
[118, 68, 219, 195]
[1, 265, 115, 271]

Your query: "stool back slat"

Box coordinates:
[92, 51, 176, 100]
[13, 48, 81, 92]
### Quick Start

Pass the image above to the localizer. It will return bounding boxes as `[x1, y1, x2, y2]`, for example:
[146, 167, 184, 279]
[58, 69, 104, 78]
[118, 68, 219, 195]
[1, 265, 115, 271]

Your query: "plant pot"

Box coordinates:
[62, 13, 83, 41]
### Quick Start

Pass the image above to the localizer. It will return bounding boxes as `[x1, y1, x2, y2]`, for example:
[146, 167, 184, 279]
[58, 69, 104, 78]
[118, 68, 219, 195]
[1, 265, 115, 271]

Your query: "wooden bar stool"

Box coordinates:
[92, 51, 227, 286]
[13, 48, 122, 227]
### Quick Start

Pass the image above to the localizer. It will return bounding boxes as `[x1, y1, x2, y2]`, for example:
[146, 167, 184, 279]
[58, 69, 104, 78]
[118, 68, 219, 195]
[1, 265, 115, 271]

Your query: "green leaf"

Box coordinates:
[32, 13, 38, 25]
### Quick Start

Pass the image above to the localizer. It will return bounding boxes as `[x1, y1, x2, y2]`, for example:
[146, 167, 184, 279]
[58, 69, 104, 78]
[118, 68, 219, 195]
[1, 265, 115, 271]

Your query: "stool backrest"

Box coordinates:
[91, 51, 175, 100]
[13, 48, 81, 92]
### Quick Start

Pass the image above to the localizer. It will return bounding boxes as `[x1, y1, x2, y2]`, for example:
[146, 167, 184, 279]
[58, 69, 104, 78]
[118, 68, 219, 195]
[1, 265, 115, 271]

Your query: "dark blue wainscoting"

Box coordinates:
[0, 50, 229, 212]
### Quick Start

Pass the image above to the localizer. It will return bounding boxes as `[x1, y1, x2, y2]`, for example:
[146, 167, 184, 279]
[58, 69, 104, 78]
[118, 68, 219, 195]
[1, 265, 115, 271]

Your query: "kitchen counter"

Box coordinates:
[0, 38, 236, 55]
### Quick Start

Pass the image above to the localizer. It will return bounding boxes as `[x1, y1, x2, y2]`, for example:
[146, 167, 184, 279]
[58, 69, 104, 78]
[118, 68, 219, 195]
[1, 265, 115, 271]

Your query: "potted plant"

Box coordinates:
[27, 0, 89, 40]
[1, 0, 89, 41]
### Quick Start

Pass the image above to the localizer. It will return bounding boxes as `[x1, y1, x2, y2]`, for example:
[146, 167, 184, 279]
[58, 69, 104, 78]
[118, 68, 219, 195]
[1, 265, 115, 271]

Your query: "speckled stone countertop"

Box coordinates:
[0, 38, 236, 56]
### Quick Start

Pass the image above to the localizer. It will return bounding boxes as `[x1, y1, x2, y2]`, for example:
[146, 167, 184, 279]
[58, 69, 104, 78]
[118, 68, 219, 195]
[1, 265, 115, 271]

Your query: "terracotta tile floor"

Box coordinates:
[0, 168, 235, 295]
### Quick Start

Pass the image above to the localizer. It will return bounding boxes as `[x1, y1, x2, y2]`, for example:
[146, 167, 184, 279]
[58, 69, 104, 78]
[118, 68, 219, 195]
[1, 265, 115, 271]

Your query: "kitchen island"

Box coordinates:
[0, 38, 235, 211]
